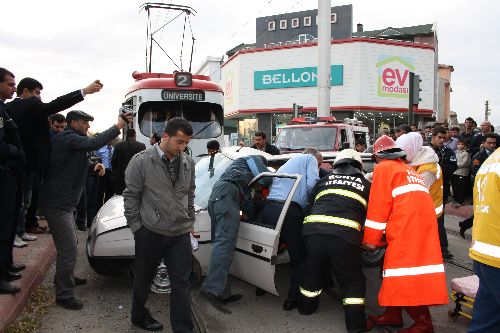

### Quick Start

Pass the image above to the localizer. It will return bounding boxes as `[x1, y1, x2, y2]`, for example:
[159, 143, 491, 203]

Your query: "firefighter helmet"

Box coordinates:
[334, 149, 363, 170]
[373, 135, 406, 159]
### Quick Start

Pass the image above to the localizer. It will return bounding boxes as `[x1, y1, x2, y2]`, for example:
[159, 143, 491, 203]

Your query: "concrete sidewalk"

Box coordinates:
[0, 220, 56, 333]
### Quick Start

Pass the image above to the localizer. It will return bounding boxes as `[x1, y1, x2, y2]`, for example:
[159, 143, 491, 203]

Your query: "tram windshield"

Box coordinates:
[138, 101, 223, 139]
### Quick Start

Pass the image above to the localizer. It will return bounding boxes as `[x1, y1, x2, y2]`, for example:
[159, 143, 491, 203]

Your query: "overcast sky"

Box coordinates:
[2, 0, 499, 131]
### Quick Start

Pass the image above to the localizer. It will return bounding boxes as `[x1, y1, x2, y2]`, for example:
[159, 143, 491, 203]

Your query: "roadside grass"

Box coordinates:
[6, 285, 53, 333]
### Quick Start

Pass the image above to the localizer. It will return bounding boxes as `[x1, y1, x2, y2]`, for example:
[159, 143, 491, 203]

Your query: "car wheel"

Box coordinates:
[361, 247, 385, 267]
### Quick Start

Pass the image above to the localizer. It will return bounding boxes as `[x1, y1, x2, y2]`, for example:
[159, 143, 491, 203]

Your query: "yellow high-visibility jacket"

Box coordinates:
[470, 148, 500, 268]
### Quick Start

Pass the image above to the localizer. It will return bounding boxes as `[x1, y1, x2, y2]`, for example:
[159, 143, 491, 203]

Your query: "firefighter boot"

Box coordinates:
[398, 306, 434, 333]
[368, 306, 403, 327]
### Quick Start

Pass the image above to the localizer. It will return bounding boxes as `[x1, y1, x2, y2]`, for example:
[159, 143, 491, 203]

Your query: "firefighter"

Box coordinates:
[363, 136, 448, 333]
[298, 149, 372, 333]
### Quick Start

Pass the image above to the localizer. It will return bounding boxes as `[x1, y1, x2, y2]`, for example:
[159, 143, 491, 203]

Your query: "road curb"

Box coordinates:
[445, 203, 473, 219]
[0, 224, 56, 333]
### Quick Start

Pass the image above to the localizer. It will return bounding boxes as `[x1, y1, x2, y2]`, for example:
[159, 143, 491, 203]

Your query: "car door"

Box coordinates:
[229, 172, 302, 296]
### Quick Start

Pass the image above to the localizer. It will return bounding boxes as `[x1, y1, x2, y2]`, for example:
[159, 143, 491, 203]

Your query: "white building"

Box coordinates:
[221, 38, 436, 142]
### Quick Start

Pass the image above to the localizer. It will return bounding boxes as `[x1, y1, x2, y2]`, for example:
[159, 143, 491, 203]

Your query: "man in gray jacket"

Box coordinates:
[123, 117, 195, 332]
[38, 109, 132, 310]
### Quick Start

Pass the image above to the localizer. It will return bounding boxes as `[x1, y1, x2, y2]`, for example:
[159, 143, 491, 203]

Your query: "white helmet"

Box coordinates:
[334, 149, 363, 170]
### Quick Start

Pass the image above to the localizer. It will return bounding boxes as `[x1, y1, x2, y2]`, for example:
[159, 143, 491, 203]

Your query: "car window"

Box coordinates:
[194, 154, 234, 208]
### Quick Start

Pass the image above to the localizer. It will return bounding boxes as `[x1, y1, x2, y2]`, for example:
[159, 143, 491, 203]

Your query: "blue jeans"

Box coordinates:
[468, 260, 500, 333]
[201, 182, 240, 298]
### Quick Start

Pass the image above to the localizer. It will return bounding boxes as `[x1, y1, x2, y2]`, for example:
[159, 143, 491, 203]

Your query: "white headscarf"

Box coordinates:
[396, 132, 423, 162]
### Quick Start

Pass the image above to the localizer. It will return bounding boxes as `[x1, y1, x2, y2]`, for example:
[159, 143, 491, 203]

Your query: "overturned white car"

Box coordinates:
[86, 146, 378, 295]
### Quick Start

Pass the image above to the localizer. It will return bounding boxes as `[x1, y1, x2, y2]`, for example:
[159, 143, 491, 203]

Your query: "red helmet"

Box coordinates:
[373, 135, 406, 159]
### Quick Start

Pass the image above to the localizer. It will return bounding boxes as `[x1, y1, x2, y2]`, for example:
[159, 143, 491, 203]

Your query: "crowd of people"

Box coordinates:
[1, 65, 499, 333]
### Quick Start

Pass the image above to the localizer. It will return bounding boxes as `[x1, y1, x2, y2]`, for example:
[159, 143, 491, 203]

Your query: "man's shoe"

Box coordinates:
[131, 315, 163, 331]
[21, 233, 37, 241]
[131, 316, 164, 331]
[14, 235, 28, 248]
[442, 249, 454, 260]
[26, 226, 47, 234]
[74, 276, 87, 286]
[9, 263, 26, 272]
[0, 280, 21, 294]
[1, 270, 22, 281]
[56, 297, 84, 310]
[222, 293, 242, 304]
[200, 290, 232, 314]
[283, 299, 298, 311]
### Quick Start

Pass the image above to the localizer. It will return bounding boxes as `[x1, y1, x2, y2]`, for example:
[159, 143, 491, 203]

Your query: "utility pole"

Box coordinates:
[485, 100, 491, 121]
[317, 0, 331, 117]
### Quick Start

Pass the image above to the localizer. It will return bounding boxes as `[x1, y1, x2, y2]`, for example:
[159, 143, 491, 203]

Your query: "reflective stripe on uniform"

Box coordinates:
[342, 297, 365, 305]
[471, 240, 500, 259]
[300, 286, 322, 298]
[315, 189, 367, 208]
[435, 204, 444, 215]
[436, 164, 442, 180]
[392, 183, 429, 198]
[365, 219, 386, 230]
[304, 215, 361, 231]
[383, 264, 445, 278]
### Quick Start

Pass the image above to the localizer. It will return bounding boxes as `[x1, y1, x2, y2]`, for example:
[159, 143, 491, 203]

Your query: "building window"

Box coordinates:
[331, 13, 337, 24]
[291, 18, 299, 28]
[304, 16, 311, 27]
[268, 21, 275, 31]
[280, 19, 287, 30]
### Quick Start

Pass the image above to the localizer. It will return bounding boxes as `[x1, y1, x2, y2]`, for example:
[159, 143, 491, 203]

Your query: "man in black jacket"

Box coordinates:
[427, 127, 458, 203]
[0, 67, 26, 294]
[111, 128, 146, 194]
[427, 127, 457, 259]
[251, 131, 280, 155]
[6, 77, 103, 235]
[38, 109, 132, 310]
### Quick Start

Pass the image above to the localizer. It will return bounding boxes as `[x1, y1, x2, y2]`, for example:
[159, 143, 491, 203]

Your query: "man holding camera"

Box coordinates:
[38, 108, 133, 310]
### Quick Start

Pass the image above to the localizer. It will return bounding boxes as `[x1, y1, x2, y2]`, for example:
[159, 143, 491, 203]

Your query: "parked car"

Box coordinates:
[86, 146, 377, 295]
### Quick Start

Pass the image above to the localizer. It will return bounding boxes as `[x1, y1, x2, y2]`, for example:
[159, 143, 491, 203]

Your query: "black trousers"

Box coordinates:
[96, 171, 114, 210]
[451, 174, 469, 204]
[298, 234, 366, 332]
[0, 172, 21, 272]
[260, 201, 306, 301]
[86, 175, 98, 227]
[437, 214, 449, 250]
[25, 171, 41, 229]
[132, 227, 193, 333]
[75, 185, 87, 228]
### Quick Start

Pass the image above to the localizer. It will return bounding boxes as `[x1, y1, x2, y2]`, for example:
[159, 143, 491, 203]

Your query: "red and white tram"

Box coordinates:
[122, 71, 224, 161]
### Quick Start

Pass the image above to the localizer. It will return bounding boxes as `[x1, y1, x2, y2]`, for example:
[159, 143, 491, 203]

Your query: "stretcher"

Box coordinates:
[449, 275, 479, 321]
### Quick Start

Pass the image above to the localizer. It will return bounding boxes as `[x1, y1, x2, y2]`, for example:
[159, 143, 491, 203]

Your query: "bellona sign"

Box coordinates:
[254, 65, 343, 90]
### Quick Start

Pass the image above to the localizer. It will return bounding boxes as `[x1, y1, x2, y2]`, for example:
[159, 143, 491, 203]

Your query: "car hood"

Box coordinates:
[94, 195, 204, 235]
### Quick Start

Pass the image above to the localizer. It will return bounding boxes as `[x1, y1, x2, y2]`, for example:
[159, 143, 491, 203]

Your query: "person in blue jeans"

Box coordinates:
[200, 155, 270, 314]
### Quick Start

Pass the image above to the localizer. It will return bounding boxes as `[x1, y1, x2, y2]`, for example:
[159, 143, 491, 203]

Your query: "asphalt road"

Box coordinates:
[36, 215, 473, 332]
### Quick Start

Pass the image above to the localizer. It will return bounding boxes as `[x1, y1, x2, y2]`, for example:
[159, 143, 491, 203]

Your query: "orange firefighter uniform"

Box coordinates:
[363, 159, 448, 306]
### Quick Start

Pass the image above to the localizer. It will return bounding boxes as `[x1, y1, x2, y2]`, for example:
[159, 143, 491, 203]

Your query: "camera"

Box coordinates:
[119, 105, 136, 117]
